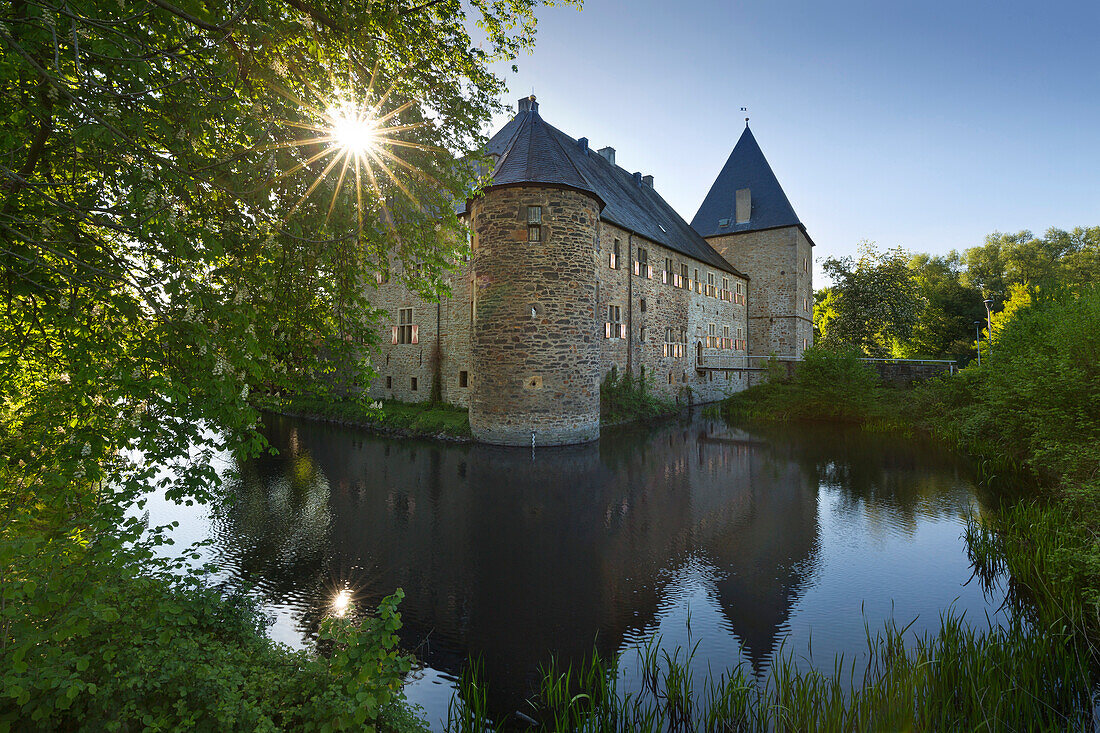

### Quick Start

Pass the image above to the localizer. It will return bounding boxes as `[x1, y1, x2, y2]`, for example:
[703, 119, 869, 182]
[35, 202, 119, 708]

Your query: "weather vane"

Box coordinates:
[741, 106, 749, 126]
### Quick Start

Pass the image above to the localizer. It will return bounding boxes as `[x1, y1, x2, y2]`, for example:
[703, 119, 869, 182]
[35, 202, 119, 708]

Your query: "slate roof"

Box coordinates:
[463, 100, 742, 276]
[691, 126, 807, 242]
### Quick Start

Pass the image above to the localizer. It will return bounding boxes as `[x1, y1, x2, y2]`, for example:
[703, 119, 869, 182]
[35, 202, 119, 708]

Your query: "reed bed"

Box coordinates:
[445, 610, 1096, 732]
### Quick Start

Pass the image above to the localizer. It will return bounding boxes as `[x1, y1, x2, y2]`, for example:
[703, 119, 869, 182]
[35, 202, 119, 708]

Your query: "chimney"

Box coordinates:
[517, 94, 538, 114]
[597, 146, 615, 166]
[578, 137, 589, 154]
[642, 174, 654, 188]
[633, 171, 642, 186]
[735, 188, 751, 223]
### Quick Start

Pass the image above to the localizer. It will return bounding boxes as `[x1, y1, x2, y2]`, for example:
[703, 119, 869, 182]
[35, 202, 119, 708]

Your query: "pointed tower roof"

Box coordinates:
[484, 96, 603, 206]
[691, 126, 806, 241]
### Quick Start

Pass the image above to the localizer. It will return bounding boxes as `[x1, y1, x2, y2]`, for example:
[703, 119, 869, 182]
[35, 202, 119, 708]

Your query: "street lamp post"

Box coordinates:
[974, 321, 982, 366]
[983, 298, 994, 346]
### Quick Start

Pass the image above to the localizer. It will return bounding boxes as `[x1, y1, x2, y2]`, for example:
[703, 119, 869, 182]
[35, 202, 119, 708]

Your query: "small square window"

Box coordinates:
[459, 371, 468, 388]
[411, 377, 418, 391]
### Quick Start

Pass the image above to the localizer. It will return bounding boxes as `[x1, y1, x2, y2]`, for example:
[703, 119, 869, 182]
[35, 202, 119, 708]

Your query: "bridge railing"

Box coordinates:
[695, 354, 959, 374]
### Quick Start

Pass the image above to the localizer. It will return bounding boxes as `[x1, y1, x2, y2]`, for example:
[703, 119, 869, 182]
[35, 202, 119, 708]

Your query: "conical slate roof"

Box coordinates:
[691, 126, 803, 239]
[487, 103, 600, 201]
[464, 99, 742, 276]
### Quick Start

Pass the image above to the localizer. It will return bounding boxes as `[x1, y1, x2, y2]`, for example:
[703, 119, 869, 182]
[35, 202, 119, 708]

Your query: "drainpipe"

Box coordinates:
[626, 233, 633, 376]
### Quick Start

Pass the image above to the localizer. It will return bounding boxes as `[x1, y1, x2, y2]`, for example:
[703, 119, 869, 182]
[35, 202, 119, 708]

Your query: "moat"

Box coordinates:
[147, 412, 1011, 730]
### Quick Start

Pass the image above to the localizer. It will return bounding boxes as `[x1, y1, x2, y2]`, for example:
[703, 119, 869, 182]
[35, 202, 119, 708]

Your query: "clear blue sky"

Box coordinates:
[487, 0, 1100, 269]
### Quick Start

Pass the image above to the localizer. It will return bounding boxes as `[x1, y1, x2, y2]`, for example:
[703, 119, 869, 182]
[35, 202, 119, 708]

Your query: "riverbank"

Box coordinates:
[254, 394, 473, 441]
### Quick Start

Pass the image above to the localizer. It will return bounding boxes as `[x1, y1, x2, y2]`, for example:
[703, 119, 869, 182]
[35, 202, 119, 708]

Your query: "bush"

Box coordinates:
[917, 286, 1100, 484]
[600, 366, 677, 425]
[723, 345, 899, 427]
[0, 526, 425, 732]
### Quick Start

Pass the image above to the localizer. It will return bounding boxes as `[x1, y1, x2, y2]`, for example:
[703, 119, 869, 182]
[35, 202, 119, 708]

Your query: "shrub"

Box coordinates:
[0, 526, 424, 732]
[600, 366, 677, 425]
[724, 345, 896, 427]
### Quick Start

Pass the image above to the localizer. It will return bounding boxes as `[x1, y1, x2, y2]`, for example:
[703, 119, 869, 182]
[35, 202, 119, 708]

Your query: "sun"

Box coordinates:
[265, 68, 444, 231]
[328, 105, 377, 157]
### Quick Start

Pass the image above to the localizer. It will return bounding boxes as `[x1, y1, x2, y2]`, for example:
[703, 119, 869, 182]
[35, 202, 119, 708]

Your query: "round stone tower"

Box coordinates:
[466, 96, 603, 446]
[469, 184, 601, 446]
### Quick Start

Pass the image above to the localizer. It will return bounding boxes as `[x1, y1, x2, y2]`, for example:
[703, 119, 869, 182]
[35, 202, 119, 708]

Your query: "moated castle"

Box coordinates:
[369, 96, 815, 446]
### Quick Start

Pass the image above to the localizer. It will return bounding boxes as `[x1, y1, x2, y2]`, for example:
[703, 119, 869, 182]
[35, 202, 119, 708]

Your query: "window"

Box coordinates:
[694, 268, 701, 293]
[707, 272, 716, 297]
[395, 308, 417, 344]
[386, 376, 392, 389]
[411, 377, 418, 391]
[634, 247, 652, 278]
[680, 263, 689, 288]
[663, 327, 685, 358]
[459, 370, 468, 388]
[722, 277, 730, 301]
[527, 206, 542, 242]
[708, 323, 717, 348]
[605, 305, 625, 339]
[640, 298, 647, 313]
[639, 326, 647, 343]
[723, 325, 731, 349]
[664, 257, 673, 284]
[735, 281, 744, 305]
[610, 239, 620, 269]
[803, 338, 809, 350]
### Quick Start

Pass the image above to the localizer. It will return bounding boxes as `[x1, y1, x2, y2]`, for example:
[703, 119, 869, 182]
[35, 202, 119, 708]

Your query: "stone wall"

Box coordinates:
[595, 222, 751, 405]
[706, 226, 813, 359]
[867, 360, 955, 387]
[367, 256, 473, 407]
[468, 186, 602, 446]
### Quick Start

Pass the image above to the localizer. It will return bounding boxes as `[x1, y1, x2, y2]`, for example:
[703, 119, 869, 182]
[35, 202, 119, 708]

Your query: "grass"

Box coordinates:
[444, 611, 1095, 731]
[254, 393, 472, 439]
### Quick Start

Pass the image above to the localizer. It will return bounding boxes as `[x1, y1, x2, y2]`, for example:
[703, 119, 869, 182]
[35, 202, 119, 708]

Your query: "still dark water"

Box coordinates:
[147, 413, 1009, 730]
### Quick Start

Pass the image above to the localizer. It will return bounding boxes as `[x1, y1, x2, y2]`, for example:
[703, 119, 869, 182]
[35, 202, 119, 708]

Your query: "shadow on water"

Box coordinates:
[199, 413, 1009, 726]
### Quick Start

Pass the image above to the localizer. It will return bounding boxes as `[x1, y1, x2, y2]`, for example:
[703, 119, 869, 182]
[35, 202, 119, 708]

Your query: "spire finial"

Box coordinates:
[741, 106, 749, 127]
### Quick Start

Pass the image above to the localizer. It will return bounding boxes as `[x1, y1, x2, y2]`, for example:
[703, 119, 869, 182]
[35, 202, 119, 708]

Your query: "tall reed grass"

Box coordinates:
[445, 609, 1095, 732]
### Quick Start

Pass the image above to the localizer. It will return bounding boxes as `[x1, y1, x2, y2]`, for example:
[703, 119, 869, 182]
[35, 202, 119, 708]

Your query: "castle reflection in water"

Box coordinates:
[209, 413, 996, 719]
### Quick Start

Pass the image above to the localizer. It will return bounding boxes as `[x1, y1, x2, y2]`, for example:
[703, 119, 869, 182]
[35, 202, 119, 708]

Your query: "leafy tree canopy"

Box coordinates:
[2, 0, 578, 516]
[817, 242, 923, 356]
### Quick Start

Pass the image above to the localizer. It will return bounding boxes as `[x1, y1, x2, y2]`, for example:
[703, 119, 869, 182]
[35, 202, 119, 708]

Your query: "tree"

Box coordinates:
[819, 242, 923, 356]
[897, 252, 984, 360]
[1, 1, 576, 725]
[2, 0, 578, 516]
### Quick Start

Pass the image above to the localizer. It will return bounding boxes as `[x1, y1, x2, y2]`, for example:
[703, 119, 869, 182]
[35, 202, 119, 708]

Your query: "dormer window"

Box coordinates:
[527, 206, 542, 242]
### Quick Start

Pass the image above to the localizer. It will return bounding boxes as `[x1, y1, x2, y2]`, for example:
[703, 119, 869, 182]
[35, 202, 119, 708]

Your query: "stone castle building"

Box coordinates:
[369, 96, 815, 446]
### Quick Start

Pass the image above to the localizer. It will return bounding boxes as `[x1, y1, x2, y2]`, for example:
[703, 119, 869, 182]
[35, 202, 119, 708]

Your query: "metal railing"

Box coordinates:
[694, 353, 959, 373]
